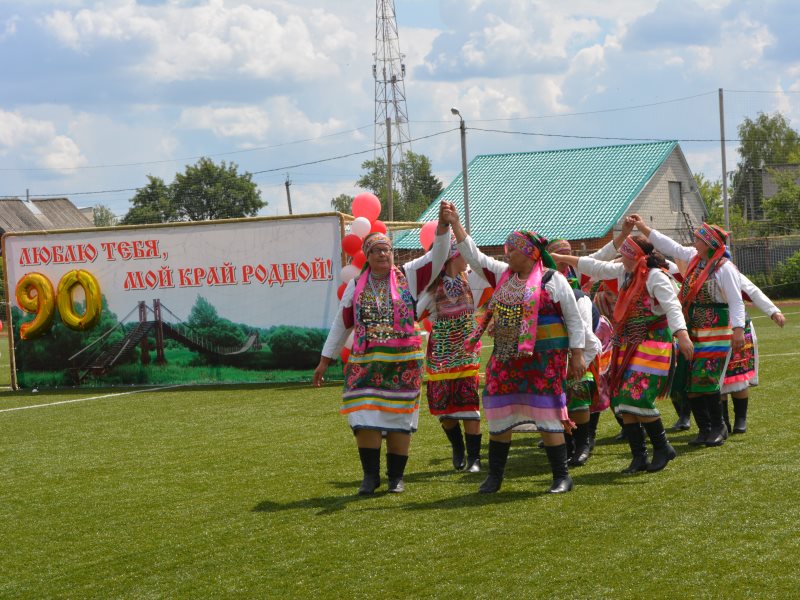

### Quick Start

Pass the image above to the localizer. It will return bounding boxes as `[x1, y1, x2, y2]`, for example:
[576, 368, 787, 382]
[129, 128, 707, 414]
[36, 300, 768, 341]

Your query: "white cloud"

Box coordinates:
[1, 15, 19, 41]
[178, 98, 346, 143]
[41, 1, 360, 83]
[0, 109, 87, 171]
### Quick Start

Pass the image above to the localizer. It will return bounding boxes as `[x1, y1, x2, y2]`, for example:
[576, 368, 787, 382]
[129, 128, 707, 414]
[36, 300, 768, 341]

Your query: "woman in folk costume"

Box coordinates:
[313, 232, 448, 495]
[551, 234, 693, 473]
[441, 203, 591, 494]
[416, 222, 486, 473]
[630, 215, 746, 447]
[719, 273, 786, 434]
[545, 238, 608, 467]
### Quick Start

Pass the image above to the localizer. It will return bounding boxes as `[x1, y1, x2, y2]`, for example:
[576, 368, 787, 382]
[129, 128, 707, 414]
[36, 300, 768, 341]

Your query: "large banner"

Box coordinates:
[2, 214, 344, 389]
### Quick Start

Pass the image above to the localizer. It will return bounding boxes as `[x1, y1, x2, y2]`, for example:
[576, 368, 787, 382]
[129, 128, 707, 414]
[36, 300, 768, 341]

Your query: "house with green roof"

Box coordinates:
[394, 140, 707, 256]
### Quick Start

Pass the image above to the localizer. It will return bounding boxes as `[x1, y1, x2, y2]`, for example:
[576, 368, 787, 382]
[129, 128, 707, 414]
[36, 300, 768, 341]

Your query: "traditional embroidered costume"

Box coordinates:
[575, 236, 687, 473]
[647, 224, 745, 447]
[458, 231, 593, 494]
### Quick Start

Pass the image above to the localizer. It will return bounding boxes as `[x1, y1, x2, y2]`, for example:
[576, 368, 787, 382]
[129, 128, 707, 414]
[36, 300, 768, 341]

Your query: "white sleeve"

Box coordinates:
[717, 262, 746, 329]
[740, 274, 780, 317]
[587, 240, 618, 262]
[576, 256, 626, 282]
[416, 290, 435, 321]
[429, 231, 451, 281]
[646, 269, 687, 334]
[320, 279, 356, 358]
[577, 295, 600, 364]
[547, 271, 585, 349]
[457, 234, 508, 280]
[402, 249, 432, 301]
[467, 268, 492, 308]
[648, 229, 697, 262]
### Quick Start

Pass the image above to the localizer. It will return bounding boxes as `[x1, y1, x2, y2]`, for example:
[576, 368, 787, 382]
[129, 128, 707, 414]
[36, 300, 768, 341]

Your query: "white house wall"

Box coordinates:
[621, 147, 707, 244]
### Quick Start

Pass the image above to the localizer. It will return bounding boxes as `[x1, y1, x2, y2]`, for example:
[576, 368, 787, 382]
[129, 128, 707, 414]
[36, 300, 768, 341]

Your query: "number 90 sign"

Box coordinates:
[15, 270, 103, 340]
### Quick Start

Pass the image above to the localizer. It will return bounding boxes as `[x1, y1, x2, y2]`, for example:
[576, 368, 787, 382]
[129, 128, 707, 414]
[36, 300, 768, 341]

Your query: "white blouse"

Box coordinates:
[648, 229, 745, 329]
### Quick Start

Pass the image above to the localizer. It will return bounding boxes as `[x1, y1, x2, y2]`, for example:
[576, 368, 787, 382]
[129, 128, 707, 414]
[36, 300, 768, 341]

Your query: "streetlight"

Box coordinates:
[450, 107, 470, 234]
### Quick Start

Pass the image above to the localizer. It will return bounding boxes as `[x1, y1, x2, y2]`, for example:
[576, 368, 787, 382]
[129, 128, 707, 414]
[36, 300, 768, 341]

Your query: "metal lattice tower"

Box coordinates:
[373, 0, 411, 174]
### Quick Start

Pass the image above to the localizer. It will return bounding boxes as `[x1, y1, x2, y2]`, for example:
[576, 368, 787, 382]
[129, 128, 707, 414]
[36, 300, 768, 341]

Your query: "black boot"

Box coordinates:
[621, 422, 649, 474]
[544, 444, 573, 493]
[733, 397, 748, 434]
[386, 453, 408, 493]
[443, 422, 466, 470]
[705, 393, 726, 447]
[588, 412, 600, 451]
[478, 440, 510, 493]
[721, 397, 732, 434]
[569, 422, 591, 467]
[564, 431, 575, 461]
[613, 413, 627, 442]
[688, 395, 711, 446]
[465, 432, 482, 473]
[669, 396, 692, 431]
[357, 447, 381, 495]
[643, 419, 677, 472]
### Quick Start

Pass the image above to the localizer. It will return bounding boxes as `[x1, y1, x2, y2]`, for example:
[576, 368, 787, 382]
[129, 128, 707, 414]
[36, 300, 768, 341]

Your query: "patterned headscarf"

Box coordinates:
[362, 232, 392, 256]
[679, 222, 729, 315]
[446, 232, 460, 261]
[546, 239, 572, 256]
[613, 236, 649, 326]
[504, 231, 558, 269]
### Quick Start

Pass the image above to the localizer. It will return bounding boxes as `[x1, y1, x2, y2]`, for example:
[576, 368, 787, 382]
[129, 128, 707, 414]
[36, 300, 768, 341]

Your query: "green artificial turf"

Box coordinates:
[1, 307, 799, 598]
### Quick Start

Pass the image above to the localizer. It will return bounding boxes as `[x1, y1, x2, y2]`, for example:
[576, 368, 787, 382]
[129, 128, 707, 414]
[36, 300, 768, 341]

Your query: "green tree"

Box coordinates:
[763, 167, 800, 233]
[92, 204, 117, 227]
[172, 158, 264, 221]
[732, 112, 800, 220]
[356, 151, 443, 221]
[694, 173, 749, 236]
[121, 176, 174, 225]
[330, 193, 354, 213]
[186, 296, 246, 348]
[121, 159, 265, 225]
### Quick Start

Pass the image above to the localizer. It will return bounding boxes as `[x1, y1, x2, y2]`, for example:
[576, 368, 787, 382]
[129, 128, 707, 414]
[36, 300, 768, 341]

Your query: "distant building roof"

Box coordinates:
[0, 197, 93, 236]
[394, 140, 678, 248]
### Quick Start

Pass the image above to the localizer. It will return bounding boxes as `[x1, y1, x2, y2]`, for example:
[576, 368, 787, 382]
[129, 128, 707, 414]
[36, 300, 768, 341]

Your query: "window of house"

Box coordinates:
[668, 181, 682, 213]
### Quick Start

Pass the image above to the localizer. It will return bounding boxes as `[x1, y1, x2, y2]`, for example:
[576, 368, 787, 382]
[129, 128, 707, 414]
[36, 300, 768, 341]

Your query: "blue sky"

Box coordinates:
[1, 0, 799, 220]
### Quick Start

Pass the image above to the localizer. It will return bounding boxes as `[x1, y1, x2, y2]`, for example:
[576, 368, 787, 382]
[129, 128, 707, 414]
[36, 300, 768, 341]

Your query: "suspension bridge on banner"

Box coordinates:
[68, 299, 261, 382]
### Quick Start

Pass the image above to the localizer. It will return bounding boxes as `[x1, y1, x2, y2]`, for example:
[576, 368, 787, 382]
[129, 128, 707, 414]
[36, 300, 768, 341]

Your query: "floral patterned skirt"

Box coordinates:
[613, 325, 674, 417]
[683, 304, 732, 394]
[426, 376, 481, 419]
[482, 349, 569, 434]
[341, 337, 424, 433]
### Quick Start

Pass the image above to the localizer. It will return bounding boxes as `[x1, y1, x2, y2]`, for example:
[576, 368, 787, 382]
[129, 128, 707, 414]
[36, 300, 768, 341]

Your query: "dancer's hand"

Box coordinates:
[312, 357, 331, 387]
[772, 312, 786, 328]
[567, 349, 586, 381]
[731, 327, 745, 353]
[675, 330, 694, 361]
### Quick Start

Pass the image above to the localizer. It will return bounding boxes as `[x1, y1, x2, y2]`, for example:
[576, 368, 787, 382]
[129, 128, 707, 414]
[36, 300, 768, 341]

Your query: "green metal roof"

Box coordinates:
[394, 140, 678, 248]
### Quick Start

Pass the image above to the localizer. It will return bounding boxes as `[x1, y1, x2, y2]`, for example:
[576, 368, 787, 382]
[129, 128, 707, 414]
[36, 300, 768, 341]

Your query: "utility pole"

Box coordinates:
[284, 174, 293, 215]
[719, 88, 730, 231]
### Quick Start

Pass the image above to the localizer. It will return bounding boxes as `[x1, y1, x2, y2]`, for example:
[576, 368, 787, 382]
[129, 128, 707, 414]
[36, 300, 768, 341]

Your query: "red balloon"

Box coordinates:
[419, 221, 438, 251]
[422, 318, 433, 334]
[352, 192, 381, 222]
[337, 283, 347, 300]
[342, 233, 362, 256]
[351, 251, 366, 269]
[370, 219, 387, 234]
[340, 347, 350, 364]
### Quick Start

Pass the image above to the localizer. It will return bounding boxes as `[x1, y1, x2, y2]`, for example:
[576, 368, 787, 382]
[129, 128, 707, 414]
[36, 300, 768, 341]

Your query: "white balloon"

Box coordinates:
[340, 264, 360, 283]
[350, 216, 372, 239]
[344, 331, 354, 350]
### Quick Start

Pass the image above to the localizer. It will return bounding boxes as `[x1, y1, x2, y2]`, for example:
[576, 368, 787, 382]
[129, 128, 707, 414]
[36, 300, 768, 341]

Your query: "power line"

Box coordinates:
[468, 127, 800, 144]
[1, 128, 457, 198]
[0, 124, 375, 173]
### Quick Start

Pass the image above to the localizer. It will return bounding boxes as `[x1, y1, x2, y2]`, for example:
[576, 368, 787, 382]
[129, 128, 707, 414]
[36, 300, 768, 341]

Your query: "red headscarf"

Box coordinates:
[678, 223, 728, 316]
[612, 236, 649, 326]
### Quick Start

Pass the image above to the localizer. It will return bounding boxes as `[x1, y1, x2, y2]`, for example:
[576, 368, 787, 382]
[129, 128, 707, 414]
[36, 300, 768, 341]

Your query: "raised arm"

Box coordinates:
[628, 214, 696, 262]
[441, 201, 508, 280]
[740, 273, 784, 326]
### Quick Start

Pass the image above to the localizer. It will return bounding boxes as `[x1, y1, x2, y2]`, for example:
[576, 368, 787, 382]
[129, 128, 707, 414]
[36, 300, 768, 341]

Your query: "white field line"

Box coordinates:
[0, 384, 185, 414]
